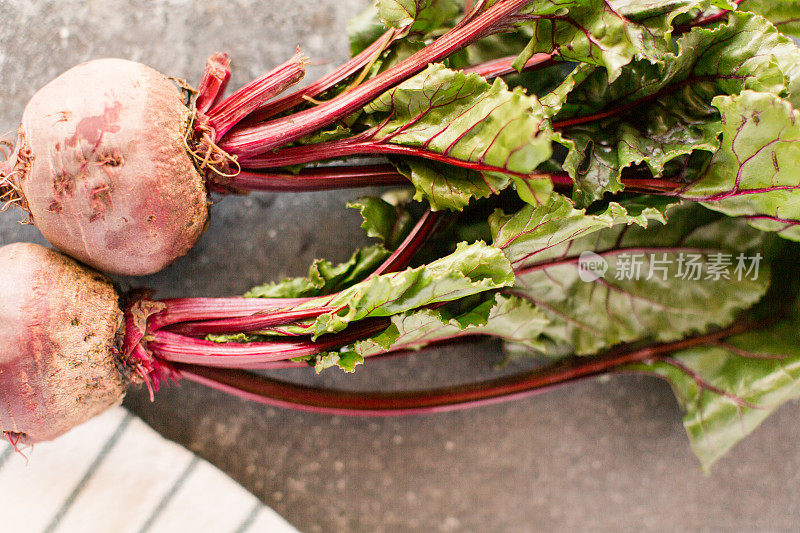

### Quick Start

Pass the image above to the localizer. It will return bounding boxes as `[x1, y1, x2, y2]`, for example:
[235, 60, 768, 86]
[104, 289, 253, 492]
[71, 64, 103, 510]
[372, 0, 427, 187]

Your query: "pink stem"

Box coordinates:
[462, 52, 555, 78]
[219, 0, 531, 158]
[548, 173, 573, 188]
[371, 209, 444, 277]
[220, 166, 681, 197]
[173, 316, 759, 416]
[165, 306, 339, 337]
[551, 170, 683, 194]
[223, 165, 673, 196]
[253, 359, 307, 370]
[207, 53, 307, 140]
[214, 164, 407, 193]
[149, 297, 313, 332]
[150, 203, 443, 337]
[241, 141, 684, 196]
[620, 177, 683, 193]
[195, 53, 232, 114]
[240, 137, 532, 179]
[221, 163, 680, 198]
[244, 28, 399, 123]
[148, 319, 390, 368]
[176, 362, 606, 415]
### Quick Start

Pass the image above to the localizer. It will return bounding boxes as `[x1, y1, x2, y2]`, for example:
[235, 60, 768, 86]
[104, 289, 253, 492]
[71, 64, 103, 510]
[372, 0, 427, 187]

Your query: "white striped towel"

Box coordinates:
[0, 407, 298, 533]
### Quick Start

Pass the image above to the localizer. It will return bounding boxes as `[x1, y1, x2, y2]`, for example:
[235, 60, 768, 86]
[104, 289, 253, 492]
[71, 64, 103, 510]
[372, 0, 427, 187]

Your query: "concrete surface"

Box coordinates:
[2, 1, 800, 531]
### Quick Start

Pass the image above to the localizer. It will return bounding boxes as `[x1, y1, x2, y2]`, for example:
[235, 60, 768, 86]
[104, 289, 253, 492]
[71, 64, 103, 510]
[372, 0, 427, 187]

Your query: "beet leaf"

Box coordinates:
[554, 12, 799, 204]
[492, 199, 775, 354]
[683, 91, 800, 240]
[639, 291, 800, 469]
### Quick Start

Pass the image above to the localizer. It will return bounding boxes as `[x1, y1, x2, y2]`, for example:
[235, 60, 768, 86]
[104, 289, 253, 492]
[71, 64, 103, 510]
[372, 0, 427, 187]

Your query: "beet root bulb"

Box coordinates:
[5, 59, 209, 275]
[0, 243, 133, 444]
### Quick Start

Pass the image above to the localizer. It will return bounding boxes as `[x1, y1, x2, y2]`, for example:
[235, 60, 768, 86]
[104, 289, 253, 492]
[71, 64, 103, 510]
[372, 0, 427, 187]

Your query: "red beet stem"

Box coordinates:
[220, 163, 678, 201]
[148, 318, 391, 368]
[227, 166, 682, 197]
[173, 317, 757, 416]
[207, 53, 307, 139]
[547, 172, 572, 188]
[371, 209, 444, 277]
[225, 167, 675, 197]
[216, 164, 408, 192]
[462, 52, 556, 78]
[245, 28, 400, 123]
[149, 205, 443, 340]
[219, 0, 531, 158]
[550, 171, 684, 195]
[221, 165, 630, 198]
[195, 53, 232, 114]
[239, 135, 538, 180]
[165, 306, 339, 337]
[621, 177, 683, 193]
[149, 297, 314, 331]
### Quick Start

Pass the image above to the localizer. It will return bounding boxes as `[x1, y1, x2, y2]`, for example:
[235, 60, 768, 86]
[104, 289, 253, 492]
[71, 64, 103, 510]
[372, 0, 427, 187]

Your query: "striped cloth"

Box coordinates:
[0, 407, 298, 533]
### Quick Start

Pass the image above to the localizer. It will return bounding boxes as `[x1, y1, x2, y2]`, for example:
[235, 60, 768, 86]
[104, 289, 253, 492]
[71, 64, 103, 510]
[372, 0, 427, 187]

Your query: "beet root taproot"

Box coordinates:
[4, 59, 209, 276]
[0, 242, 132, 444]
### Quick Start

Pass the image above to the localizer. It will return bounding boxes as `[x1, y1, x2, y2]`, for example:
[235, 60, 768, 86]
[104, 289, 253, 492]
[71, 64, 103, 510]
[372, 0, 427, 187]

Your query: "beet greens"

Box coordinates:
[4, 0, 800, 470]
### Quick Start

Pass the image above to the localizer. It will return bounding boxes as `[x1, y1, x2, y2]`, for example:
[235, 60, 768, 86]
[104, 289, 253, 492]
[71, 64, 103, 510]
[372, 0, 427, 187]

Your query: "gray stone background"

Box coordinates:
[2, 1, 799, 531]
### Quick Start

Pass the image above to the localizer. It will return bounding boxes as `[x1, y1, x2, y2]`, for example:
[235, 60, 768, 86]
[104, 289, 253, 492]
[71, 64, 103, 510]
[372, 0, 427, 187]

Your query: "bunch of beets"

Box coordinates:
[1, 0, 800, 469]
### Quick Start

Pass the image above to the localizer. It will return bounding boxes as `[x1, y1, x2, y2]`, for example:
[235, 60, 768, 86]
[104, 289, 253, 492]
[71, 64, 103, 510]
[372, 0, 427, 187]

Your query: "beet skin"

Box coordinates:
[11, 59, 209, 275]
[0, 243, 132, 444]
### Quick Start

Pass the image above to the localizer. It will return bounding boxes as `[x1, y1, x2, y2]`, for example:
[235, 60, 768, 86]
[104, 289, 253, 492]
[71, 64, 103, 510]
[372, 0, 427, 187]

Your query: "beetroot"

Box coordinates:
[0, 52, 313, 275]
[0, 243, 130, 444]
[7, 59, 209, 276]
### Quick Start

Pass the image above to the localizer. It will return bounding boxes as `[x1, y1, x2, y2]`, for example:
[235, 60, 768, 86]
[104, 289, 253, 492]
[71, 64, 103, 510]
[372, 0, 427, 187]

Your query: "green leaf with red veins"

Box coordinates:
[364, 64, 553, 208]
[554, 12, 797, 205]
[302, 241, 514, 337]
[512, 0, 703, 80]
[489, 194, 668, 267]
[349, 293, 551, 360]
[394, 159, 515, 211]
[682, 91, 800, 241]
[738, 0, 800, 39]
[493, 199, 775, 355]
[637, 295, 800, 470]
[732, 3, 800, 107]
[244, 240, 513, 338]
